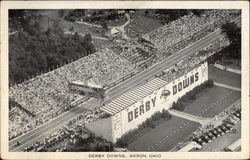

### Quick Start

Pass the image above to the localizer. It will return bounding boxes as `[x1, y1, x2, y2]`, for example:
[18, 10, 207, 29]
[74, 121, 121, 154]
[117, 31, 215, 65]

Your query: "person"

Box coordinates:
[16, 141, 20, 146]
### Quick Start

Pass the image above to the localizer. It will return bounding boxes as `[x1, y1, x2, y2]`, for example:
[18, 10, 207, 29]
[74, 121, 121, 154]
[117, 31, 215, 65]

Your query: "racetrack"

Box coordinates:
[9, 18, 239, 152]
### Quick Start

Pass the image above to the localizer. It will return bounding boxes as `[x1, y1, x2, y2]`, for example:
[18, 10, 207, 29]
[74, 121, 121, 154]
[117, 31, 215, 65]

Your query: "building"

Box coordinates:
[85, 62, 208, 143]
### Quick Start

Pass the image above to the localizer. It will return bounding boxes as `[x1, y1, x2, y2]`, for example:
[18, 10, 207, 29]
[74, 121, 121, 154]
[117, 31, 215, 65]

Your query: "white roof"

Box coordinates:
[88, 81, 102, 89]
[178, 142, 200, 152]
[228, 138, 241, 151]
[110, 28, 120, 35]
[101, 78, 167, 115]
[71, 80, 102, 89]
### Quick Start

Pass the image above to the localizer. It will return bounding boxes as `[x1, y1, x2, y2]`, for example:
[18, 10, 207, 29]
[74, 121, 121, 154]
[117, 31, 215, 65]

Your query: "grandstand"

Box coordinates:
[86, 62, 208, 142]
[8, 9, 241, 152]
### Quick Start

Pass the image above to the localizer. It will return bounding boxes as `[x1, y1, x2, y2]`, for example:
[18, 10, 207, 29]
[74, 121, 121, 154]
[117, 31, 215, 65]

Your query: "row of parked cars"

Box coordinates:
[193, 108, 241, 146]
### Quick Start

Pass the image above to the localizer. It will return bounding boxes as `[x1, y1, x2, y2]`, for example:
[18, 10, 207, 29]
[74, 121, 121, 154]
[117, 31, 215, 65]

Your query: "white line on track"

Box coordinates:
[10, 103, 94, 150]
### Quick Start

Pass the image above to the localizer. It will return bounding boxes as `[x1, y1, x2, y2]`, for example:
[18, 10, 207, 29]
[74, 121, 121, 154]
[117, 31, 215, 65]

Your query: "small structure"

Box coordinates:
[105, 28, 120, 38]
[118, 10, 125, 15]
[110, 28, 120, 36]
[177, 142, 201, 152]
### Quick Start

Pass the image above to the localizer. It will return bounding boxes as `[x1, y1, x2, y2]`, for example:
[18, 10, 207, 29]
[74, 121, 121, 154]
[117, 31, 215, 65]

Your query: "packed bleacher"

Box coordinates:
[113, 39, 156, 68]
[9, 48, 136, 140]
[160, 34, 229, 83]
[9, 103, 39, 140]
[143, 9, 240, 60]
[9, 9, 240, 142]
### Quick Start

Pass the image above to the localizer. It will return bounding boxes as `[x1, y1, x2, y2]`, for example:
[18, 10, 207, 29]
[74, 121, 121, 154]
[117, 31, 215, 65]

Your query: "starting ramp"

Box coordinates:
[168, 109, 213, 126]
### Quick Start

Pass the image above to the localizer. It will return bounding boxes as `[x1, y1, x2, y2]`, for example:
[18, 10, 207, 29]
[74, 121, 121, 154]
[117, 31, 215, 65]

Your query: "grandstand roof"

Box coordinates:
[101, 78, 168, 115]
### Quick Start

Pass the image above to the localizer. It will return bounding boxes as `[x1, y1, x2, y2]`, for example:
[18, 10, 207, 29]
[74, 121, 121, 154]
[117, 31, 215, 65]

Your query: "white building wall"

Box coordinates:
[112, 62, 208, 142]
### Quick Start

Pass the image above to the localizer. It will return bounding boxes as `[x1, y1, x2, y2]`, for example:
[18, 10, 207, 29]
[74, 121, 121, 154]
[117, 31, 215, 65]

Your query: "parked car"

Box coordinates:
[222, 123, 233, 131]
[223, 118, 236, 125]
[193, 137, 205, 146]
[210, 130, 220, 137]
[215, 128, 224, 136]
[218, 125, 229, 133]
[205, 132, 215, 140]
[231, 115, 240, 122]
[235, 108, 241, 112]
[233, 112, 241, 119]
[201, 135, 211, 143]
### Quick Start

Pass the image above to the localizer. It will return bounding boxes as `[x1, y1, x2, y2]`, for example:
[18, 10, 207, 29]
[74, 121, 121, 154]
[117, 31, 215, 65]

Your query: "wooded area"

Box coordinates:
[9, 10, 96, 84]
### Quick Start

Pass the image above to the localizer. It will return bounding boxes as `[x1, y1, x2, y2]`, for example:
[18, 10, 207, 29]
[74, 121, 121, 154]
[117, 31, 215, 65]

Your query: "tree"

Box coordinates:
[69, 26, 74, 32]
[84, 33, 92, 42]
[191, 10, 204, 17]
[221, 21, 241, 59]
[58, 9, 65, 17]
[144, 10, 149, 16]
[73, 32, 80, 41]
[9, 15, 96, 85]
[101, 20, 108, 30]
[45, 27, 52, 36]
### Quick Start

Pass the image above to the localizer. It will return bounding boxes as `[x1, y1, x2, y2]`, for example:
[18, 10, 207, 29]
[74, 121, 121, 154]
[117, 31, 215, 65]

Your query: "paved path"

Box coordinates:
[110, 13, 131, 32]
[168, 109, 212, 125]
[75, 21, 102, 28]
[9, 17, 241, 152]
[214, 82, 241, 91]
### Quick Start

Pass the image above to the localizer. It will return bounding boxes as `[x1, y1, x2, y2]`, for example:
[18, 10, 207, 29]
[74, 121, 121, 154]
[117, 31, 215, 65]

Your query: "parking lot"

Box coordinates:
[195, 120, 241, 152]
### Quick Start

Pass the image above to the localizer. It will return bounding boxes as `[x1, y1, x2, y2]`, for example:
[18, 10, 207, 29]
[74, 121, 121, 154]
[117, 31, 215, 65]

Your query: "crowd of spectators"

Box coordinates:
[143, 9, 240, 60]
[160, 35, 229, 83]
[9, 9, 239, 141]
[109, 37, 157, 69]
[9, 48, 136, 140]
[23, 109, 101, 152]
[9, 103, 39, 140]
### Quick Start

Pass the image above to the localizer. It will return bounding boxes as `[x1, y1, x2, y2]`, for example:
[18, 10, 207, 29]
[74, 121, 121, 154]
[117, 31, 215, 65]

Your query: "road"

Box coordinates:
[9, 17, 240, 151]
[110, 13, 131, 32]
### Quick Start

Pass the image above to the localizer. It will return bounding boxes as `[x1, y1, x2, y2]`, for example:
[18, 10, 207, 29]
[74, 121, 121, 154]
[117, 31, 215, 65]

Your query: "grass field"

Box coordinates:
[127, 10, 163, 37]
[128, 85, 240, 151]
[184, 86, 241, 118]
[208, 65, 241, 88]
[36, 9, 164, 50]
[128, 117, 200, 151]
